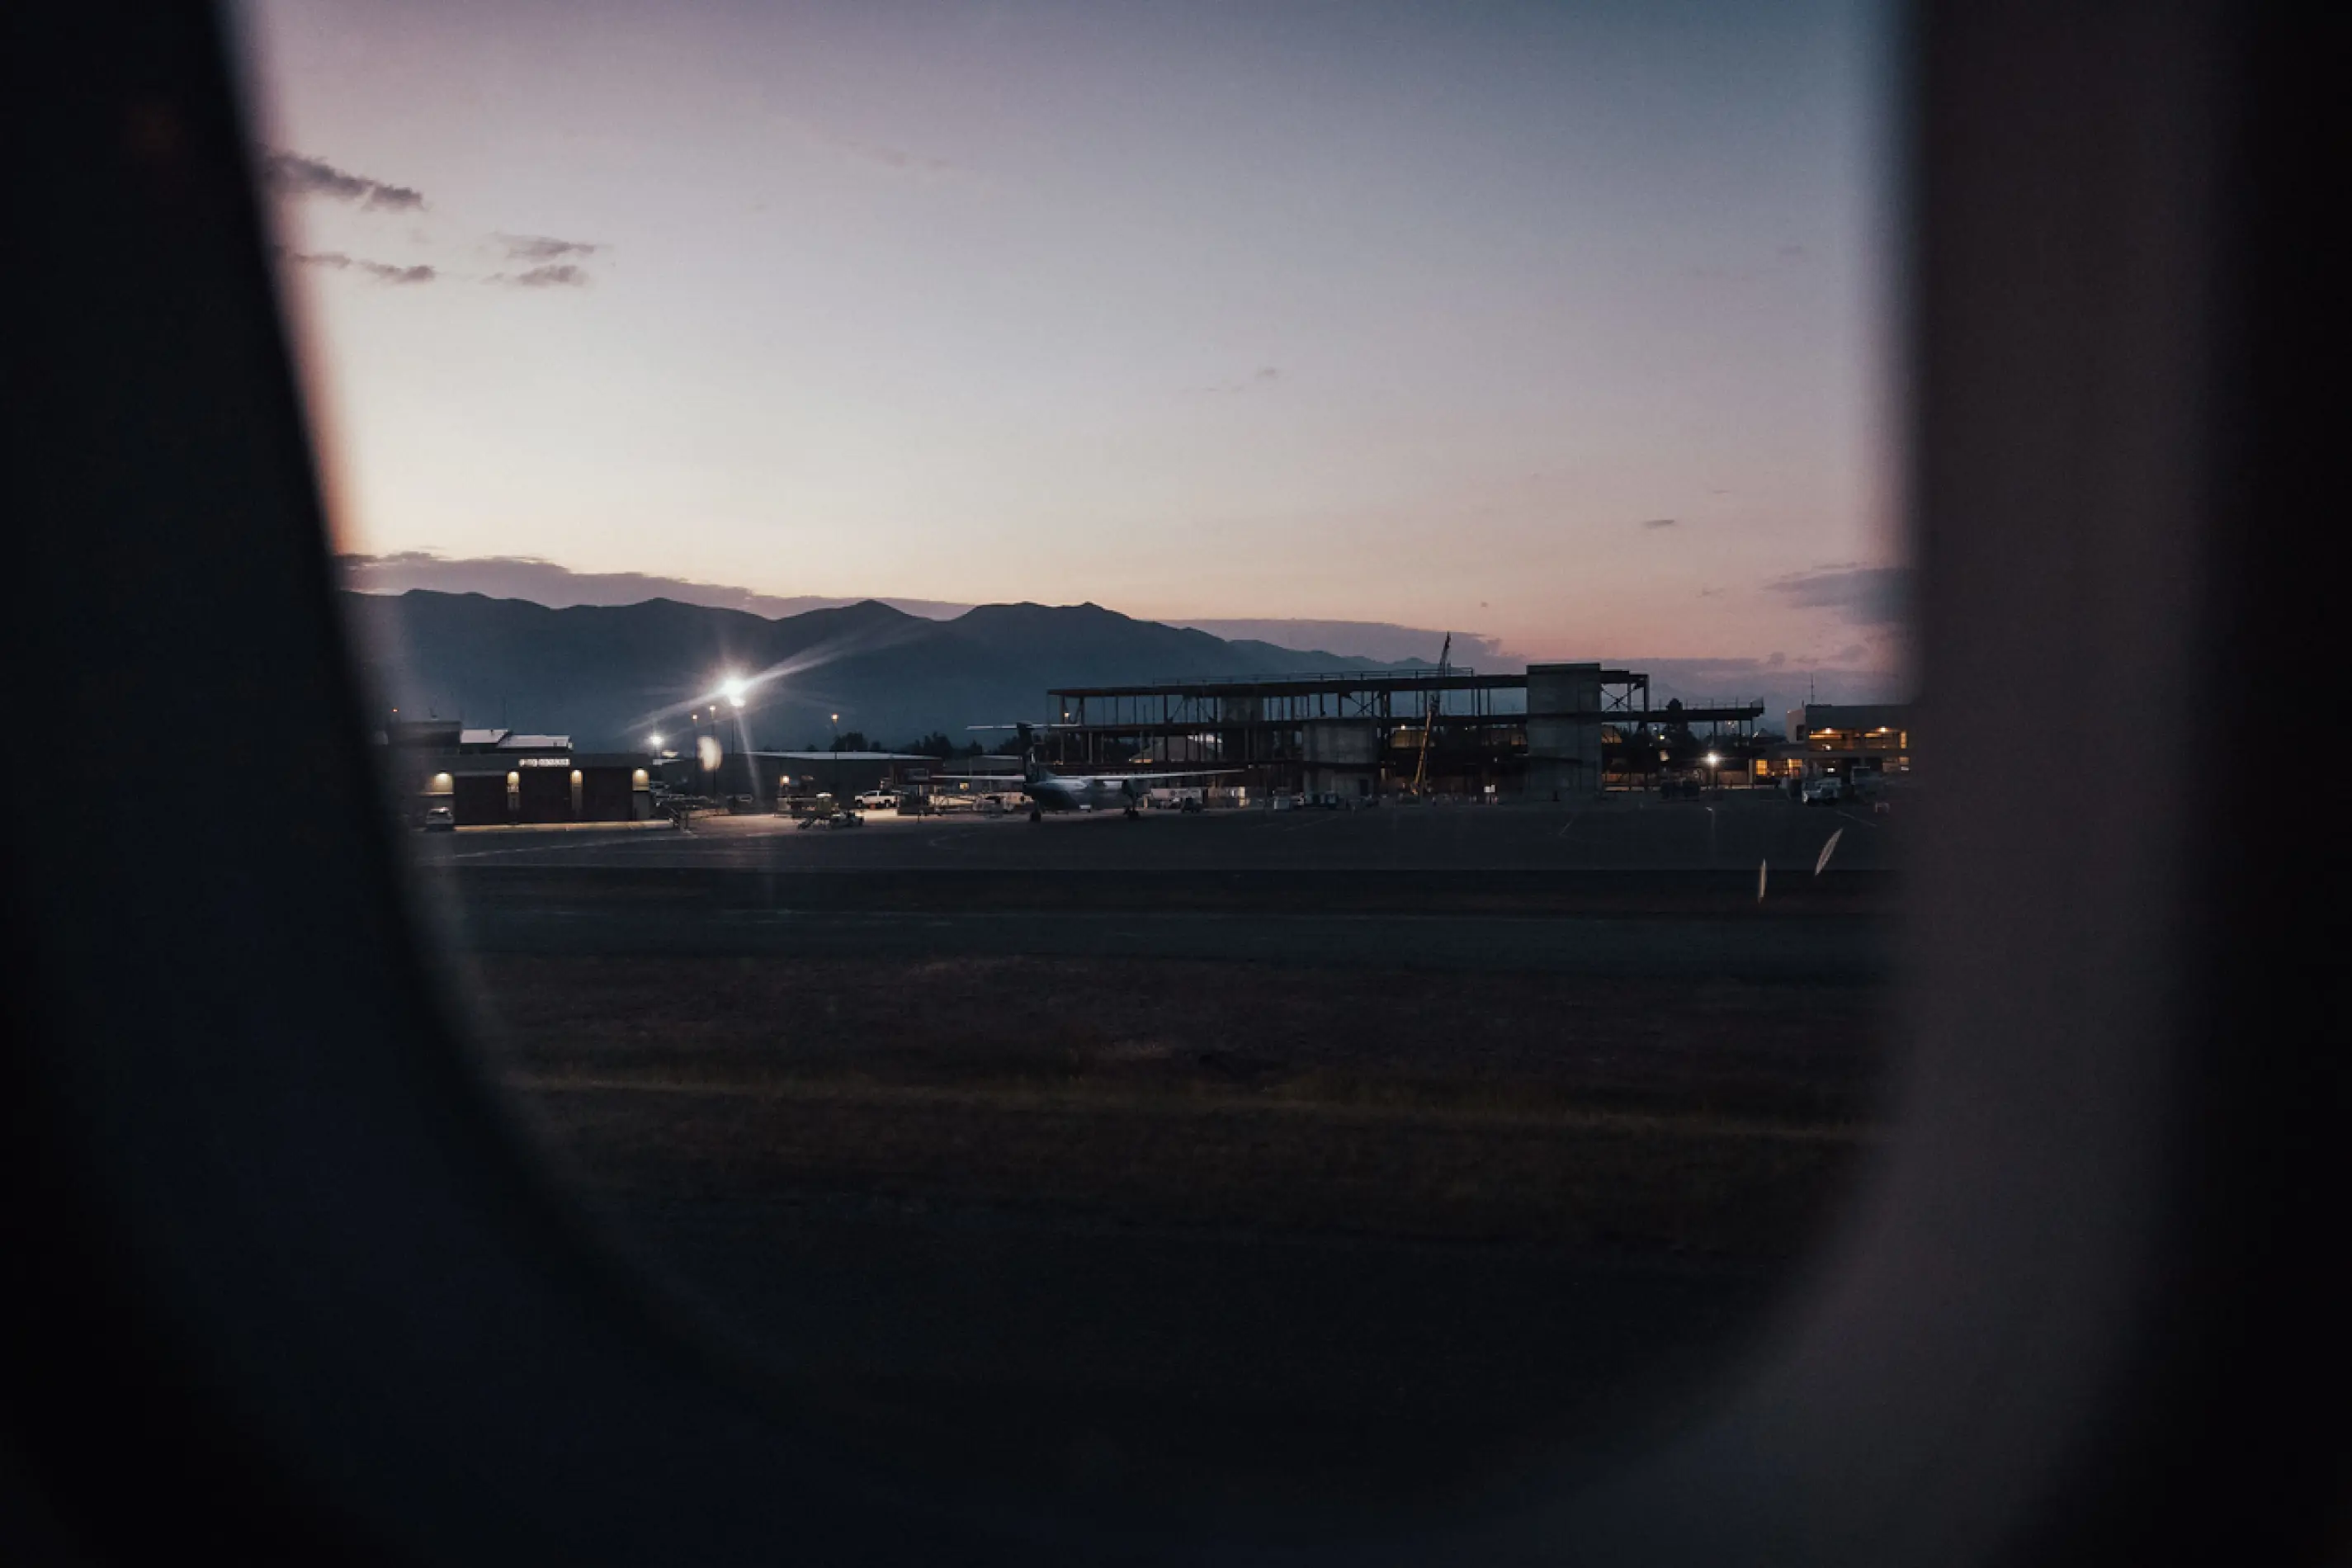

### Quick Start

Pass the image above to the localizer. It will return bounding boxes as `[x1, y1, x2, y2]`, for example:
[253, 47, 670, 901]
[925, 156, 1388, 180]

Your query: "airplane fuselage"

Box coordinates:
[1021, 772, 1144, 813]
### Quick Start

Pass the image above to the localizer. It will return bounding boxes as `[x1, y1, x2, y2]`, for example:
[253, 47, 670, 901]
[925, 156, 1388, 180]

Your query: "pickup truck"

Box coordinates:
[1801, 776, 1847, 805]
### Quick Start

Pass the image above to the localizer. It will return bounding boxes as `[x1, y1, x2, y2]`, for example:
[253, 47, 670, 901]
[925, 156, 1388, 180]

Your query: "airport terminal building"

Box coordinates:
[1781, 704, 1915, 781]
[378, 721, 653, 826]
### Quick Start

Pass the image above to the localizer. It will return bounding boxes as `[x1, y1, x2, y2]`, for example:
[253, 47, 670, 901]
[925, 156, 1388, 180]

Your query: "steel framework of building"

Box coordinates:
[1041, 668, 1765, 788]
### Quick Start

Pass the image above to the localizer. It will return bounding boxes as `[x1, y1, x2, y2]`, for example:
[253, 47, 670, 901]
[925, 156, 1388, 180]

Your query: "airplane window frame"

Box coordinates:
[2, 0, 2338, 1561]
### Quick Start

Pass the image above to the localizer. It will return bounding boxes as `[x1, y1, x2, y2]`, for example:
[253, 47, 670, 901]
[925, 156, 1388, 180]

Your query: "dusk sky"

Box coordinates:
[236, 0, 1901, 673]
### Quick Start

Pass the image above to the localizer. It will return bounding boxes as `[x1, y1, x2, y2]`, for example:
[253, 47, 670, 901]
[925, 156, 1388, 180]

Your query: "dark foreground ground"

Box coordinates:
[425, 798, 1898, 1514]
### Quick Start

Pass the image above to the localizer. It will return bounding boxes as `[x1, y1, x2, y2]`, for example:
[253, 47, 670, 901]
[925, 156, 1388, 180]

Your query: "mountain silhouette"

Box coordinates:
[339, 591, 1424, 748]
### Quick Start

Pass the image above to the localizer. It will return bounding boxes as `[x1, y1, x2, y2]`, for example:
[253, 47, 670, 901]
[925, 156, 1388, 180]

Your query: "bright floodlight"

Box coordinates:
[647, 734, 663, 749]
[721, 674, 749, 705]
[1706, 752, 1721, 767]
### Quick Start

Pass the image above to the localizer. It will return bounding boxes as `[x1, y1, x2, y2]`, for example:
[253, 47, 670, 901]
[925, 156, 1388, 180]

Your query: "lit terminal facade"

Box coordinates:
[1780, 703, 1915, 780]
[376, 721, 654, 826]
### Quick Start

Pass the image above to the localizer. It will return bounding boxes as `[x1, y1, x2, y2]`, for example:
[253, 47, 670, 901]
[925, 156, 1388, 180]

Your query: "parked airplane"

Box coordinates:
[1015, 758, 1241, 820]
[971, 725, 1238, 820]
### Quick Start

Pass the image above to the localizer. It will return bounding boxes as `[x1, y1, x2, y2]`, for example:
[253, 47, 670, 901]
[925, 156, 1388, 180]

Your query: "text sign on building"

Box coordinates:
[517, 757, 570, 767]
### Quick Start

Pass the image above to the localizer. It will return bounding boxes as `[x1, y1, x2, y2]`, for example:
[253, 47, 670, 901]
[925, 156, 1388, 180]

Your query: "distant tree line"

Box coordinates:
[799, 729, 990, 758]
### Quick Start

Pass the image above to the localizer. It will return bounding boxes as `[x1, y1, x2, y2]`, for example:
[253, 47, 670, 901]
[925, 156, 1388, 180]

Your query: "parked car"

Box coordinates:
[724, 794, 761, 815]
[855, 791, 899, 811]
[423, 805, 455, 832]
[1801, 775, 1847, 805]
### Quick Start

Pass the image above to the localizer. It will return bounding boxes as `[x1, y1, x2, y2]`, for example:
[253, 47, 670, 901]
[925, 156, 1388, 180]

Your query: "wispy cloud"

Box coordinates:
[1195, 365, 1284, 394]
[286, 251, 435, 285]
[264, 156, 608, 292]
[1764, 564, 1911, 626]
[767, 107, 971, 183]
[830, 134, 961, 178]
[263, 151, 424, 212]
[494, 234, 603, 262]
[1639, 517, 1679, 531]
[490, 263, 592, 289]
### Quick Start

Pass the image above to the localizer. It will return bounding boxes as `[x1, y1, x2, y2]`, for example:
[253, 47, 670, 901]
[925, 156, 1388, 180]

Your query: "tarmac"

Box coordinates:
[409, 791, 1898, 876]
[412, 795, 1898, 984]
[400, 791, 1903, 1510]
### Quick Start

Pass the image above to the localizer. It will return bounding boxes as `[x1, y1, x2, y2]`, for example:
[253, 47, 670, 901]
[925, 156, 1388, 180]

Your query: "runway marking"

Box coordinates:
[1556, 815, 1580, 838]
[1833, 809, 1882, 831]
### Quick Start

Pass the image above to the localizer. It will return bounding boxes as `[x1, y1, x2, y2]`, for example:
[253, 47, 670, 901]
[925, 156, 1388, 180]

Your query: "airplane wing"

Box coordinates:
[1080, 768, 1244, 782]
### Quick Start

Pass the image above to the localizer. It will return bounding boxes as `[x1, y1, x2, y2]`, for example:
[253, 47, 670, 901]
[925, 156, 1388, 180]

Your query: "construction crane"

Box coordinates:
[1409, 632, 1450, 797]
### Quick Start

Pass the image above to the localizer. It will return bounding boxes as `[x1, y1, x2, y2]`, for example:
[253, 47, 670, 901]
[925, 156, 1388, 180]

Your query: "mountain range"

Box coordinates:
[339, 591, 1439, 749]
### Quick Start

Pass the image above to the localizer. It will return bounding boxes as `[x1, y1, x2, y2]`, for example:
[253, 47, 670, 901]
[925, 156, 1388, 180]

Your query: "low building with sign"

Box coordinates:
[376, 722, 653, 826]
